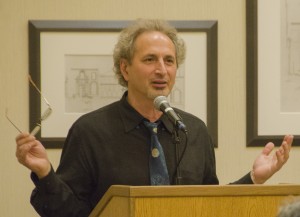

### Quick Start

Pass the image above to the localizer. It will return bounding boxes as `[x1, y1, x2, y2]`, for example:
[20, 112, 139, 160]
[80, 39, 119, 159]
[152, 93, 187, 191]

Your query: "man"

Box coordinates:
[277, 197, 300, 217]
[15, 19, 293, 217]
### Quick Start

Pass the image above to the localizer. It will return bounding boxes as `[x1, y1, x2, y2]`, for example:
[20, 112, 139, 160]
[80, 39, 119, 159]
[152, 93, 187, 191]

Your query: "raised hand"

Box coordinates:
[251, 135, 293, 184]
[15, 133, 51, 179]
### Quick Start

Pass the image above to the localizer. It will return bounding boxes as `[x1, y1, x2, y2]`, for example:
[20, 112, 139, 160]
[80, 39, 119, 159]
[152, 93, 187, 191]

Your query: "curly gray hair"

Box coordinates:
[277, 196, 300, 217]
[113, 19, 186, 87]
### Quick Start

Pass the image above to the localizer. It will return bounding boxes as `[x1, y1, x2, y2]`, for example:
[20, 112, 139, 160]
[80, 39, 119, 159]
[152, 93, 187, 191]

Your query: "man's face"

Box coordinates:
[121, 31, 177, 102]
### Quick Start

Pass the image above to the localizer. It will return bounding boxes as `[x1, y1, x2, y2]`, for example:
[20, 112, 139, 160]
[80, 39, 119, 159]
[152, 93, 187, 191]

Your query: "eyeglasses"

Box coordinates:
[6, 74, 52, 136]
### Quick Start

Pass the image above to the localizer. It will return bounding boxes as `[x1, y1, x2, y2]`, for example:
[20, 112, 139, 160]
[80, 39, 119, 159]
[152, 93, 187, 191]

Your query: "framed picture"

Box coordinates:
[29, 20, 218, 148]
[246, 0, 300, 146]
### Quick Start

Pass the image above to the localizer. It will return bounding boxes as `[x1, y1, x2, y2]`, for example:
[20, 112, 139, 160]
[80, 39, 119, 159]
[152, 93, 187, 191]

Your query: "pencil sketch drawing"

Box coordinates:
[65, 55, 125, 113]
[281, 0, 300, 112]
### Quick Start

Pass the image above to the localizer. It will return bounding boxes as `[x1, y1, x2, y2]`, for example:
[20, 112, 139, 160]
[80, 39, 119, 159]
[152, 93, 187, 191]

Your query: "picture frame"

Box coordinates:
[246, 0, 299, 146]
[29, 20, 218, 148]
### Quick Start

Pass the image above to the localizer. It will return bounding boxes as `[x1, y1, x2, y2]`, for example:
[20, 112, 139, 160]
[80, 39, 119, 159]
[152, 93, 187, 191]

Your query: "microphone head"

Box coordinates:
[153, 96, 168, 110]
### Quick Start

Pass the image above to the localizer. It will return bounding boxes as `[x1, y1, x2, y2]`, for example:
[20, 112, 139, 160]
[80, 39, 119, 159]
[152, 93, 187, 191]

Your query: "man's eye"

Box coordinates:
[165, 58, 175, 65]
[144, 58, 154, 62]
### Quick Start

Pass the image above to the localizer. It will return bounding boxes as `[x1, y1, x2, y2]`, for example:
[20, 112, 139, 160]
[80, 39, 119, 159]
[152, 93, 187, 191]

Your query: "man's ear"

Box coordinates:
[120, 59, 129, 81]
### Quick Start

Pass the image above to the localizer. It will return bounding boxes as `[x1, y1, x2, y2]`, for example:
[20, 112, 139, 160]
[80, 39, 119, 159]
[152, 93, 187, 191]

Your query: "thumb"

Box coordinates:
[262, 142, 275, 156]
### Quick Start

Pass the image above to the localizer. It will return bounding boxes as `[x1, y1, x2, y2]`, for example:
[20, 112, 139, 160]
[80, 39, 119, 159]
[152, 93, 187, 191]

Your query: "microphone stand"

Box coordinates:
[173, 128, 182, 185]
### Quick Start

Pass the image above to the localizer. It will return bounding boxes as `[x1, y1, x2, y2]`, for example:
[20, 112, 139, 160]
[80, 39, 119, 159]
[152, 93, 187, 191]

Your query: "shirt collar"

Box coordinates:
[118, 91, 173, 134]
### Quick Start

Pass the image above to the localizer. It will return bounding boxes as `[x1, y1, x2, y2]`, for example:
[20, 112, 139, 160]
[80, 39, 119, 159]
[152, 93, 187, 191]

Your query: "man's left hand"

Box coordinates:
[251, 134, 293, 184]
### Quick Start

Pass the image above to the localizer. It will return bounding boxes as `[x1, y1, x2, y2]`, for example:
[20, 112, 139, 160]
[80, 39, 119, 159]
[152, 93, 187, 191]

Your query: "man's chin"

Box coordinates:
[148, 90, 170, 100]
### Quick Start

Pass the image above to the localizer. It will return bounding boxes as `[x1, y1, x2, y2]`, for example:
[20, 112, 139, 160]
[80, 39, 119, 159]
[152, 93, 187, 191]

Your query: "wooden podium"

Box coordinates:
[89, 185, 300, 217]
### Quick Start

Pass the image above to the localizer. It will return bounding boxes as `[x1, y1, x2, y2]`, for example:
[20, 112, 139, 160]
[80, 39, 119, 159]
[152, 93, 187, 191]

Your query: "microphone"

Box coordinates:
[154, 96, 187, 132]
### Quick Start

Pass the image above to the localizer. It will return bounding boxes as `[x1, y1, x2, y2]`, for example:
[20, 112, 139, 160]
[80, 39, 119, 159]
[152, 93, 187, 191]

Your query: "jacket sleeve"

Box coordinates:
[30, 124, 95, 217]
[230, 172, 254, 184]
[30, 168, 92, 217]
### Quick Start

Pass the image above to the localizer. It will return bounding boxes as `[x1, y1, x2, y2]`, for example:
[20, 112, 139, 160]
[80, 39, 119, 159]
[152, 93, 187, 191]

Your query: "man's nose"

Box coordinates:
[155, 59, 167, 74]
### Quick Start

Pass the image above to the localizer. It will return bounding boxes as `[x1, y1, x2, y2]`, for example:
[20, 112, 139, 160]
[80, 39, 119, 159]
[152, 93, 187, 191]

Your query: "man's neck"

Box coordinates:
[126, 93, 162, 122]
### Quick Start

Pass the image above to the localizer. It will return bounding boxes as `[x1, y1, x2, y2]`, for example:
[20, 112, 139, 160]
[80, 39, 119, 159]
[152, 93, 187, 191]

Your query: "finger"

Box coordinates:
[284, 135, 294, 147]
[281, 142, 290, 160]
[275, 148, 286, 167]
[278, 135, 293, 156]
[261, 142, 275, 155]
[16, 140, 36, 163]
[15, 132, 30, 141]
[275, 143, 290, 164]
[16, 134, 36, 147]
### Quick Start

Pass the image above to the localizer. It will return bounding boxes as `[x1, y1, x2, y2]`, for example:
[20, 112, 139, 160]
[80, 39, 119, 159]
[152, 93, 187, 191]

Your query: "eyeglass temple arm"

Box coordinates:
[28, 74, 51, 107]
[5, 109, 22, 133]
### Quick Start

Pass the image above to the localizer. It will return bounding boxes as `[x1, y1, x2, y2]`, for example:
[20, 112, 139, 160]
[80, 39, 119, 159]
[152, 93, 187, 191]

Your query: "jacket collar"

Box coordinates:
[118, 91, 174, 133]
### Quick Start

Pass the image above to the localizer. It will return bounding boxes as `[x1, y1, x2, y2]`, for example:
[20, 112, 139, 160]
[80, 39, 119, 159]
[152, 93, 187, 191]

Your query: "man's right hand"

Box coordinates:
[15, 133, 51, 179]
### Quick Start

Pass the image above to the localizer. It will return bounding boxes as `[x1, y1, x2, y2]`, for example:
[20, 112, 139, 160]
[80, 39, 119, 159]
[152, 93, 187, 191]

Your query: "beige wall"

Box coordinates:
[0, 0, 299, 216]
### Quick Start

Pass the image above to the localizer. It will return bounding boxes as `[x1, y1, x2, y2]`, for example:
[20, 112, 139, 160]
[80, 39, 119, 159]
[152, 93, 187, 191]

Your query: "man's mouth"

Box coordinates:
[152, 80, 167, 89]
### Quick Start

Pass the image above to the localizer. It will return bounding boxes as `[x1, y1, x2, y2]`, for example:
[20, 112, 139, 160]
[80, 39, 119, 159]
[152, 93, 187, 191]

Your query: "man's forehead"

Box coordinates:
[135, 31, 171, 42]
[134, 32, 175, 52]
